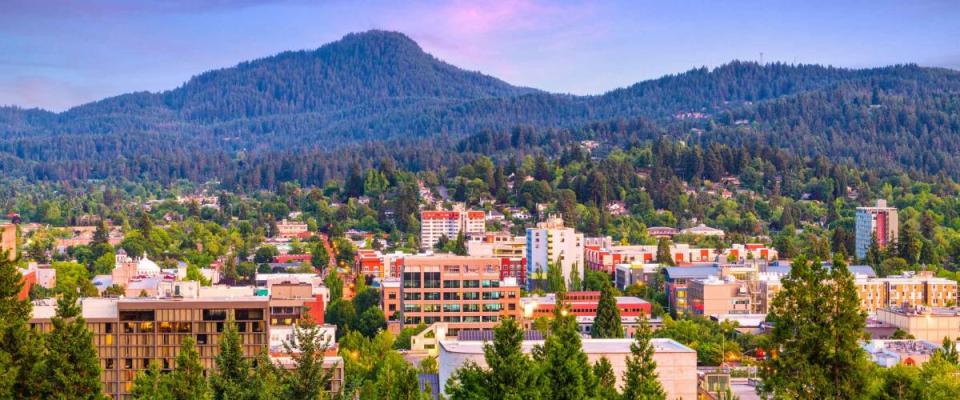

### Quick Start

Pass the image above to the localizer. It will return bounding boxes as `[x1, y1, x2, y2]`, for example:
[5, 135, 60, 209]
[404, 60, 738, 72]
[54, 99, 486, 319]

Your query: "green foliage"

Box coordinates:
[621, 316, 666, 400]
[591, 282, 623, 338]
[325, 272, 344, 303]
[535, 291, 597, 400]
[52, 261, 98, 296]
[446, 318, 543, 400]
[170, 337, 211, 400]
[759, 255, 870, 399]
[41, 290, 107, 399]
[282, 320, 334, 400]
[211, 320, 251, 400]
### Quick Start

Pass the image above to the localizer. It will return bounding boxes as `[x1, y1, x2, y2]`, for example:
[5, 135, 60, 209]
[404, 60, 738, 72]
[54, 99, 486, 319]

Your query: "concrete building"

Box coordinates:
[855, 199, 899, 259]
[525, 215, 584, 290]
[438, 338, 698, 400]
[382, 255, 521, 333]
[855, 271, 958, 312]
[874, 307, 960, 342]
[586, 243, 776, 275]
[420, 210, 486, 250]
[2, 222, 16, 261]
[687, 276, 751, 316]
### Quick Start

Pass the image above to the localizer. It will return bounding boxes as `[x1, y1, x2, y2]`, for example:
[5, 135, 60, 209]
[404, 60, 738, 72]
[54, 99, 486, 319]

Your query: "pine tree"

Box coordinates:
[452, 232, 467, 256]
[758, 255, 870, 399]
[211, 319, 250, 400]
[131, 362, 171, 400]
[546, 261, 565, 293]
[282, 320, 334, 400]
[568, 263, 582, 291]
[0, 257, 45, 399]
[170, 337, 211, 400]
[41, 290, 106, 399]
[481, 318, 542, 399]
[537, 290, 597, 400]
[591, 282, 623, 338]
[866, 233, 883, 269]
[249, 350, 282, 400]
[621, 315, 665, 400]
[593, 357, 619, 400]
[656, 238, 674, 266]
[92, 219, 110, 246]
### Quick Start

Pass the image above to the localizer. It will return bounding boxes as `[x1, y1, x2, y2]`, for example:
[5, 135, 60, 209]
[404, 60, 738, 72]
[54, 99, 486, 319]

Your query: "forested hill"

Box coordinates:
[1, 30, 960, 185]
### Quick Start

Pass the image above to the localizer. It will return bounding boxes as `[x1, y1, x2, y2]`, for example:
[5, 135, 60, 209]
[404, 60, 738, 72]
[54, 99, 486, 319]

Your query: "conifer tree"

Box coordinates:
[211, 319, 250, 400]
[0, 257, 44, 399]
[546, 261, 565, 293]
[41, 290, 106, 399]
[249, 350, 282, 400]
[591, 282, 623, 338]
[131, 362, 171, 400]
[282, 319, 334, 400]
[593, 357, 619, 400]
[621, 316, 665, 400]
[170, 337, 211, 400]
[537, 289, 597, 400]
[759, 255, 870, 399]
[656, 238, 674, 266]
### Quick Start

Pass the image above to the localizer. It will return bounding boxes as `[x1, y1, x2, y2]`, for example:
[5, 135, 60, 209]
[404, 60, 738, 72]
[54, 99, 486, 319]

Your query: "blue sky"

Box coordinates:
[2, 0, 959, 111]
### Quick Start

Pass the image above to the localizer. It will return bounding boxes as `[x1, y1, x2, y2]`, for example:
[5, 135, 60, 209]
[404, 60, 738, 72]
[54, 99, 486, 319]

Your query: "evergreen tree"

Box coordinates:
[282, 320, 334, 400]
[621, 316, 665, 400]
[452, 232, 467, 256]
[758, 255, 870, 399]
[249, 350, 282, 400]
[92, 219, 110, 246]
[591, 282, 623, 338]
[536, 290, 597, 400]
[131, 362, 171, 400]
[593, 357, 619, 400]
[568, 262, 582, 291]
[0, 257, 45, 399]
[170, 337, 211, 400]
[656, 238, 674, 266]
[866, 233, 883, 269]
[447, 318, 542, 400]
[211, 319, 250, 400]
[41, 290, 106, 399]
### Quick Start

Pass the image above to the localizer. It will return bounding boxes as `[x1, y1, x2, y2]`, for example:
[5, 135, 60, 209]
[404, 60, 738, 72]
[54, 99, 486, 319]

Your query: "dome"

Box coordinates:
[137, 257, 161, 276]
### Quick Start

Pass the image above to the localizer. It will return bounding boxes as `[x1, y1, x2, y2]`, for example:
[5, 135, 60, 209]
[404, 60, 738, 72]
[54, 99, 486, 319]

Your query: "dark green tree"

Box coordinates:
[593, 357, 619, 400]
[621, 316, 665, 400]
[211, 319, 250, 400]
[131, 362, 171, 400]
[546, 261, 565, 293]
[568, 263, 582, 291]
[41, 290, 106, 399]
[0, 257, 45, 399]
[536, 290, 597, 400]
[170, 337, 210, 400]
[310, 241, 330, 271]
[447, 318, 542, 400]
[758, 255, 870, 399]
[656, 238, 674, 266]
[591, 282, 623, 338]
[282, 320, 334, 400]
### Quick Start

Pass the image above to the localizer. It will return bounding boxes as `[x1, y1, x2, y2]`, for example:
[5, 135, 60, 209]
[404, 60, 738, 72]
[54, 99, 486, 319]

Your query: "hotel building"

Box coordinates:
[855, 199, 899, 259]
[420, 210, 486, 250]
[525, 215, 584, 291]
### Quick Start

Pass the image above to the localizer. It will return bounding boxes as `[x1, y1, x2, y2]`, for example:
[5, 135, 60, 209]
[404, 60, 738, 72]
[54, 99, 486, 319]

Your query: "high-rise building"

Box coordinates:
[525, 215, 584, 290]
[420, 210, 486, 250]
[856, 199, 899, 259]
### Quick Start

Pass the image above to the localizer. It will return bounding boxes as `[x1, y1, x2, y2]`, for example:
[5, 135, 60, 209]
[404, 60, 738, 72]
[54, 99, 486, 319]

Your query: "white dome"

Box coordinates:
[137, 257, 161, 276]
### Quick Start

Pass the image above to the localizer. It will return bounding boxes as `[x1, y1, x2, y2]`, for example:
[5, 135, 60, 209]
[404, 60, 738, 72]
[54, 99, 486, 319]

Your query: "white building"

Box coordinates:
[420, 210, 486, 250]
[525, 215, 584, 290]
[855, 199, 899, 259]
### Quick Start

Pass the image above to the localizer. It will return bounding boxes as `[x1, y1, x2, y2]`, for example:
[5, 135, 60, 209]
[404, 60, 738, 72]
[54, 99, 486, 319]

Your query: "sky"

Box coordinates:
[2, 0, 959, 111]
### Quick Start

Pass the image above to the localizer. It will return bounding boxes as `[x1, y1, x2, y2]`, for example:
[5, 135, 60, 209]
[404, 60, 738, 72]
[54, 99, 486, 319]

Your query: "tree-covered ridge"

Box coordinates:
[2, 30, 960, 184]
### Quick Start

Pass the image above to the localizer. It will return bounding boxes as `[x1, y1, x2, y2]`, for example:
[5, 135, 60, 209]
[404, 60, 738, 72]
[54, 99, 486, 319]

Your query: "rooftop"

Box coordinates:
[440, 338, 694, 355]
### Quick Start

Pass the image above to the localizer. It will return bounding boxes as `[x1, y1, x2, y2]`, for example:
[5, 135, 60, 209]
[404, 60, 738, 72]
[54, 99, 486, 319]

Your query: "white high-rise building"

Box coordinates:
[855, 199, 899, 259]
[526, 215, 584, 290]
[420, 210, 486, 250]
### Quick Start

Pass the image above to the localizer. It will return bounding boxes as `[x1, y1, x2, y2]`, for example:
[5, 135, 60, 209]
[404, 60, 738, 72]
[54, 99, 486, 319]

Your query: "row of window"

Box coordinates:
[402, 303, 508, 313]
[404, 315, 501, 324]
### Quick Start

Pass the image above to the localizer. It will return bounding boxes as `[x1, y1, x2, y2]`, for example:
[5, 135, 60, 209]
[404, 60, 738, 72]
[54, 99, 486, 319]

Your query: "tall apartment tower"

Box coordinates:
[420, 210, 486, 250]
[855, 199, 899, 259]
[525, 215, 584, 291]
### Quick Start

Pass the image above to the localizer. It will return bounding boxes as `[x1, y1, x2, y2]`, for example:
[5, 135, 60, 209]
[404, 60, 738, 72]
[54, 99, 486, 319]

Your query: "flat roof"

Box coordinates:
[440, 338, 694, 355]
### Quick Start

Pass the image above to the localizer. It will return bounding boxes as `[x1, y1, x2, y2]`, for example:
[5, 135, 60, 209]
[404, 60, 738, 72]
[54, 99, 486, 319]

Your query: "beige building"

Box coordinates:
[687, 276, 751, 316]
[874, 307, 960, 342]
[855, 272, 958, 312]
[438, 338, 698, 400]
[526, 215, 584, 291]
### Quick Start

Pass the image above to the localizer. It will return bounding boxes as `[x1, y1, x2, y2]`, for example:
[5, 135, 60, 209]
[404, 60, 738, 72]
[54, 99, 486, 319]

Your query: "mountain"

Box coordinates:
[2, 30, 960, 187]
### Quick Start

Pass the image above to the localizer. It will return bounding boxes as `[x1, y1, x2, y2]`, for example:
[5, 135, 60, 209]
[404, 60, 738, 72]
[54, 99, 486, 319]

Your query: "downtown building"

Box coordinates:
[381, 255, 521, 334]
[855, 199, 899, 259]
[525, 215, 584, 291]
[420, 210, 486, 250]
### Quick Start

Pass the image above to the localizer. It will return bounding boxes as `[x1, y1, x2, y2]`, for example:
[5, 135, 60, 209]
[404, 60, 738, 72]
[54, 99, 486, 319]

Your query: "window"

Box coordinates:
[443, 292, 461, 301]
[105, 359, 114, 370]
[482, 291, 501, 300]
[403, 292, 422, 300]
[197, 334, 208, 345]
[236, 309, 263, 321]
[124, 359, 133, 369]
[463, 292, 480, 300]
[424, 292, 441, 300]
[443, 304, 461, 312]
[203, 309, 227, 321]
[483, 303, 503, 312]
[424, 272, 441, 288]
[403, 272, 421, 288]
[463, 280, 480, 288]
[443, 280, 460, 288]
[403, 304, 421, 312]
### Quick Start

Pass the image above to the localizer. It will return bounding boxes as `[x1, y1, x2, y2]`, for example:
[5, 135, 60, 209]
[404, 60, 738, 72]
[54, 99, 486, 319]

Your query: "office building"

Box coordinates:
[382, 255, 521, 333]
[525, 215, 584, 290]
[2, 222, 17, 260]
[855, 199, 899, 259]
